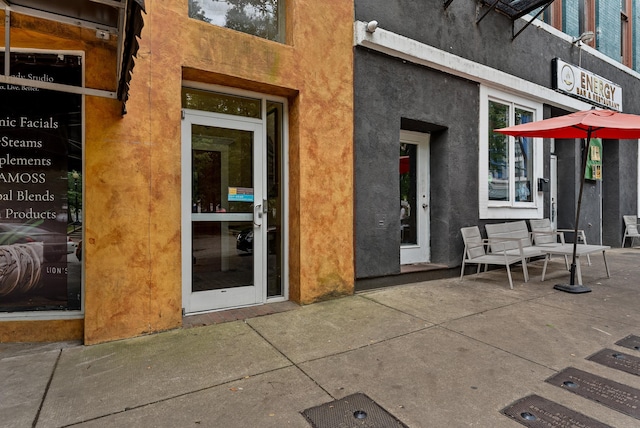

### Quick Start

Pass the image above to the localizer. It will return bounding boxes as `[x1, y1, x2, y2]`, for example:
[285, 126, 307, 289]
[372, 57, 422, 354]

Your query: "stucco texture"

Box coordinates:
[0, 12, 117, 343]
[174, 0, 356, 305]
[1, 0, 354, 343]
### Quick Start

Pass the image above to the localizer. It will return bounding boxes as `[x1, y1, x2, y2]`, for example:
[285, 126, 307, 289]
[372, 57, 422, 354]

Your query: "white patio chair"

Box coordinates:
[622, 215, 640, 247]
[460, 226, 527, 289]
[529, 218, 590, 266]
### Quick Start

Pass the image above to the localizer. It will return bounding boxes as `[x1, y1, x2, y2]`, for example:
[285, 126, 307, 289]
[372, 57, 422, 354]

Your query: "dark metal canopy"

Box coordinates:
[445, 0, 556, 39]
[1, 0, 145, 113]
[477, 0, 556, 39]
[480, 0, 554, 21]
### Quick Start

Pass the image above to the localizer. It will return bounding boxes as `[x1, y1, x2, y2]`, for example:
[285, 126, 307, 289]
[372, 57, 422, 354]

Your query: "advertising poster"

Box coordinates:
[0, 52, 82, 311]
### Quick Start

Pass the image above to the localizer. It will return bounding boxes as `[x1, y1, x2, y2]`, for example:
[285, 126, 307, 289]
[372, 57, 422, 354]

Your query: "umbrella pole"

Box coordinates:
[554, 130, 592, 294]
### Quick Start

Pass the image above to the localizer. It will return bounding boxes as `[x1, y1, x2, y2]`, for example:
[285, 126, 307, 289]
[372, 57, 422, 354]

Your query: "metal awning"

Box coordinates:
[477, 0, 556, 39]
[1, 0, 145, 114]
[479, 0, 554, 21]
[445, 0, 556, 39]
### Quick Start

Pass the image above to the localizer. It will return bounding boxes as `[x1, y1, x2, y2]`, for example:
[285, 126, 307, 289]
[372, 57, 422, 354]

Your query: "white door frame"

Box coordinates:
[181, 110, 265, 314]
[400, 130, 430, 265]
[550, 154, 558, 230]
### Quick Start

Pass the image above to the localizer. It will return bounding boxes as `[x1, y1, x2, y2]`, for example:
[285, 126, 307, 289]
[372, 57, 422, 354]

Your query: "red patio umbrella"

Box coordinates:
[496, 108, 640, 293]
[399, 155, 410, 174]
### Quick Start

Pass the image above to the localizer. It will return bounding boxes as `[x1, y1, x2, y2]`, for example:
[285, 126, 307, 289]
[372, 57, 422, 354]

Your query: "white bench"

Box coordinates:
[485, 220, 556, 282]
[460, 226, 528, 289]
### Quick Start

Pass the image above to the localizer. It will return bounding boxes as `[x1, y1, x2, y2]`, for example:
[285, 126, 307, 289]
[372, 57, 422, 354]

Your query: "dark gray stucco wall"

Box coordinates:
[353, 0, 640, 280]
[602, 140, 639, 246]
[354, 50, 479, 278]
[555, 138, 602, 244]
[355, 0, 640, 114]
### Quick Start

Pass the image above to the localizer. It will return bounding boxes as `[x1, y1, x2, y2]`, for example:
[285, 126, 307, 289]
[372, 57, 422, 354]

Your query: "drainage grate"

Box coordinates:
[546, 367, 640, 420]
[616, 335, 640, 352]
[501, 394, 612, 428]
[302, 393, 408, 428]
[588, 348, 640, 377]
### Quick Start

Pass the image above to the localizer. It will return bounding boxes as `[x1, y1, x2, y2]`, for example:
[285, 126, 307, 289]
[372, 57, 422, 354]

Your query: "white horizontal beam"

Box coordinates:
[0, 75, 117, 98]
[353, 20, 591, 112]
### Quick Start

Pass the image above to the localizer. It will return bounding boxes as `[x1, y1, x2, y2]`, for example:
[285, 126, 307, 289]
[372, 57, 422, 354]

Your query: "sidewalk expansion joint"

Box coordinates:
[32, 348, 62, 428]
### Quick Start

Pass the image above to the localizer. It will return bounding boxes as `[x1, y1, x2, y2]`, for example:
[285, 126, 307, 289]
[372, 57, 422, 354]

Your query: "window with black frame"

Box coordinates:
[0, 52, 82, 312]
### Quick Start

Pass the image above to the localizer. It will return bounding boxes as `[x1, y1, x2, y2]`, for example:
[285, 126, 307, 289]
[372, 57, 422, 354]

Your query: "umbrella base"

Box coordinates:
[553, 283, 592, 294]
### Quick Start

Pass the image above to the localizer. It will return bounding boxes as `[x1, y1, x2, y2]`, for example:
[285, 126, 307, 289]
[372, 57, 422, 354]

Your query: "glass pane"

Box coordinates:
[400, 143, 417, 245]
[182, 88, 261, 119]
[192, 125, 254, 213]
[266, 102, 283, 297]
[192, 221, 253, 291]
[188, 0, 284, 43]
[0, 52, 82, 312]
[514, 108, 534, 202]
[488, 101, 510, 201]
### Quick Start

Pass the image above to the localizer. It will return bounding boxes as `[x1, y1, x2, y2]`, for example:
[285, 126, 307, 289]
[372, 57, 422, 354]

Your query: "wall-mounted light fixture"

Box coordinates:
[573, 31, 595, 67]
[366, 21, 378, 33]
[572, 31, 595, 46]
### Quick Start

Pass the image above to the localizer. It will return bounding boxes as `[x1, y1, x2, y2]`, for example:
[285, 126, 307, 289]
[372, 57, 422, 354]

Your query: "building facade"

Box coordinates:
[353, 0, 640, 288]
[1, 0, 354, 344]
[1, 0, 639, 344]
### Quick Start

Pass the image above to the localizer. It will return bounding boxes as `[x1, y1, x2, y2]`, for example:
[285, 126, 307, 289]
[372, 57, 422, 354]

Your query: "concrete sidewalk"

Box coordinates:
[2, 248, 640, 427]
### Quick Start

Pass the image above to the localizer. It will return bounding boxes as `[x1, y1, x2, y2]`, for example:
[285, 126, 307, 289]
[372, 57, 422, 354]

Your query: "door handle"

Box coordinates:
[422, 203, 428, 209]
[254, 204, 263, 227]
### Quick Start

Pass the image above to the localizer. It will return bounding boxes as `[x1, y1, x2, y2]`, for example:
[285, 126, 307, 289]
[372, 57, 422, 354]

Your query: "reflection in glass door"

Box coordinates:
[182, 114, 264, 313]
[191, 125, 256, 293]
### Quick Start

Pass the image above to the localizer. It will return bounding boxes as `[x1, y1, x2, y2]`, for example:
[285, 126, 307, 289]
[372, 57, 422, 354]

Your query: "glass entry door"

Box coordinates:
[182, 113, 265, 313]
[400, 130, 430, 265]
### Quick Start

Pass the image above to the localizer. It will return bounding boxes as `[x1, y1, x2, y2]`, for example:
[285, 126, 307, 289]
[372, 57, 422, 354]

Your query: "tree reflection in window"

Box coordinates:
[488, 101, 534, 203]
[189, 0, 284, 43]
[514, 109, 533, 202]
[488, 101, 509, 201]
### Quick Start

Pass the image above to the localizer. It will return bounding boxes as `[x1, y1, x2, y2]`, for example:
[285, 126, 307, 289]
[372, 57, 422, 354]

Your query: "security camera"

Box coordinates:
[366, 21, 378, 33]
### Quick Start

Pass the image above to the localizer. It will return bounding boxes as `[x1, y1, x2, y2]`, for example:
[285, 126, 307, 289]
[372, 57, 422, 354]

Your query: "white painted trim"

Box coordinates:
[400, 130, 430, 264]
[0, 75, 117, 98]
[353, 21, 592, 112]
[181, 83, 290, 312]
[479, 87, 544, 220]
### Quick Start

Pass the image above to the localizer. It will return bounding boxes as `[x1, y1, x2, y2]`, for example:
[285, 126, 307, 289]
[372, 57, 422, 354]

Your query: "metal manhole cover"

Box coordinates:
[501, 394, 612, 427]
[546, 367, 640, 420]
[302, 393, 408, 428]
[588, 348, 640, 376]
[616, 335, 640, 352]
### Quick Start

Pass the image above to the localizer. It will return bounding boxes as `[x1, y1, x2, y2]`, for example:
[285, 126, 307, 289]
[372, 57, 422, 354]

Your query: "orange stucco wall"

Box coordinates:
[1, 0, 354, 344]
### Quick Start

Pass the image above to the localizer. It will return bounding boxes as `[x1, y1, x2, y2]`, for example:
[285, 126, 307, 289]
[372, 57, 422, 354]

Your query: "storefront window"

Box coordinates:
[0, 52, 82, 313]
[188, 0, 285, 43]
[480, 87, 543, 219]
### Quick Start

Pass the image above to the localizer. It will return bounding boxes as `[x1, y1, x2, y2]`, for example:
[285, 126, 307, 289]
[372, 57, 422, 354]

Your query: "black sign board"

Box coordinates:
[0, 52, 82, 311]
[501, 394, 612, 428]
[588, 348, 640, 377]
[546, 367, 640, 420]
[616, 335, 640, 352]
